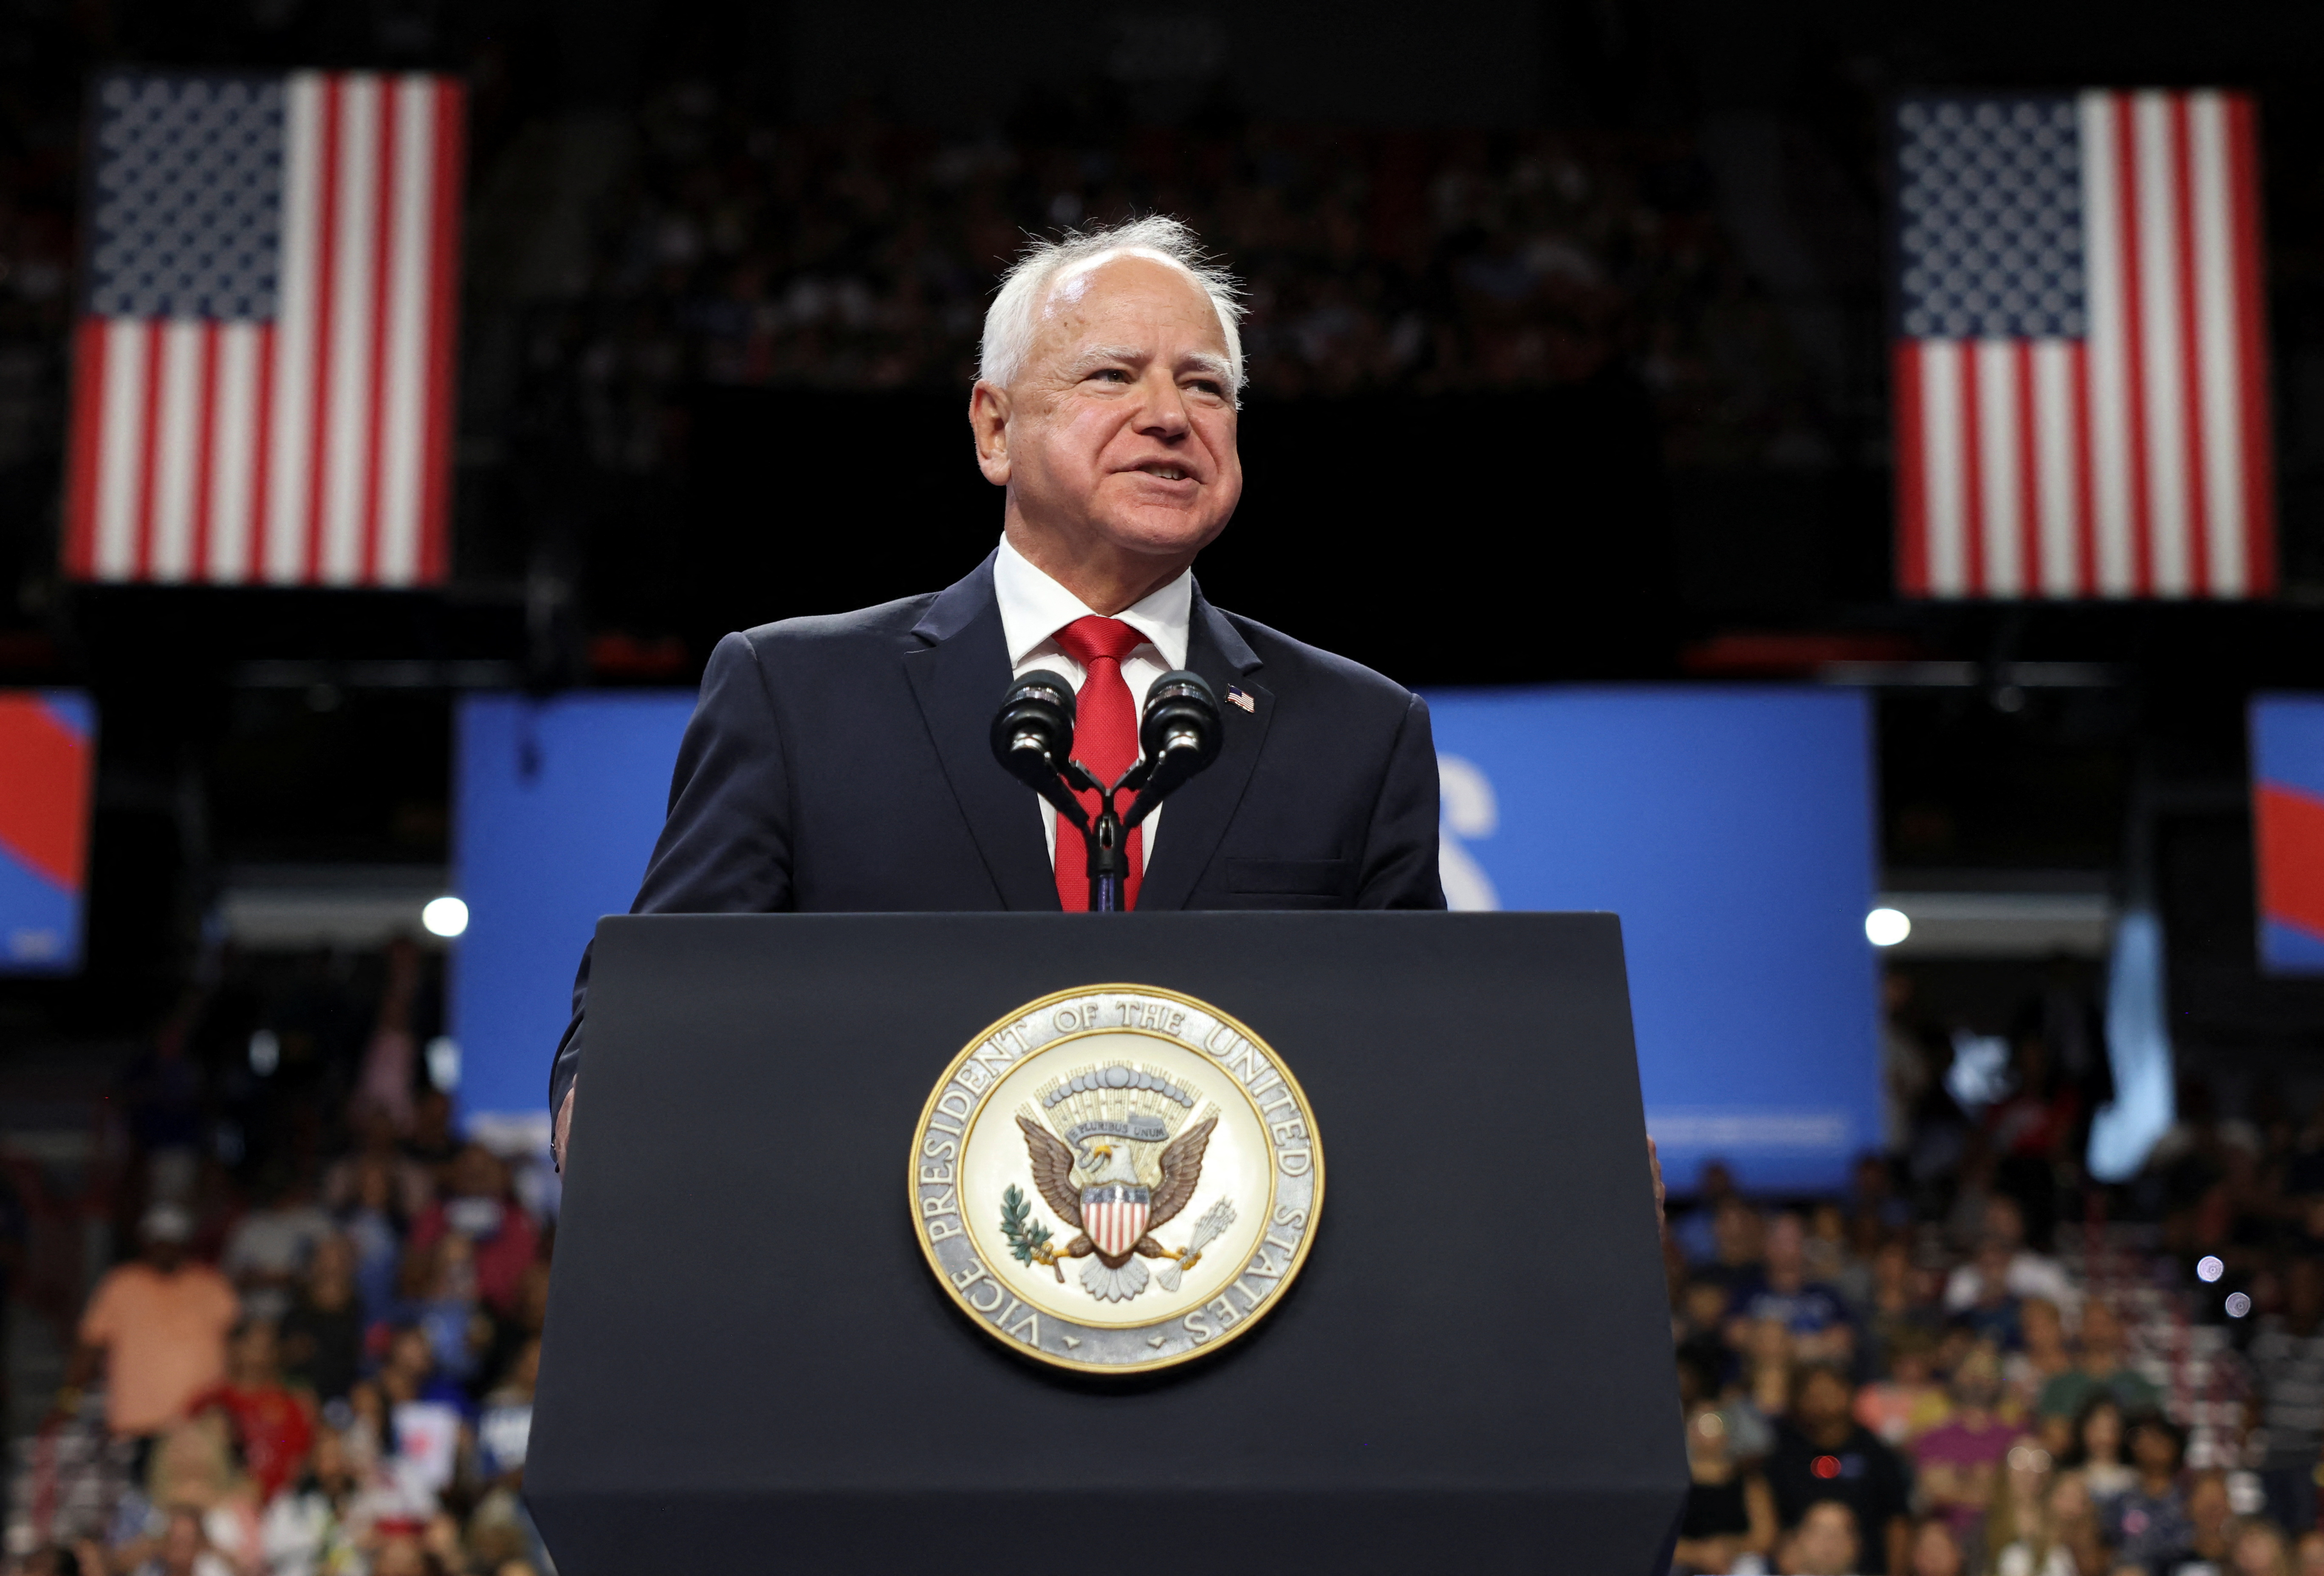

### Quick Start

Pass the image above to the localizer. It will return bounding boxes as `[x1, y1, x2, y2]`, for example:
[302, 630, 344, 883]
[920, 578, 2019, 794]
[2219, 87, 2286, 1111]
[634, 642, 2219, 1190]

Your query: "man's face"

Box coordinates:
[979, 256, 1242, 568]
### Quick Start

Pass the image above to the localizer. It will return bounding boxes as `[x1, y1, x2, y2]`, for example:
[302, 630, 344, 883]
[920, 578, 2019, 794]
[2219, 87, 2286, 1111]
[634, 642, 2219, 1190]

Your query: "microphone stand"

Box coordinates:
[993, 669, 1222, 914]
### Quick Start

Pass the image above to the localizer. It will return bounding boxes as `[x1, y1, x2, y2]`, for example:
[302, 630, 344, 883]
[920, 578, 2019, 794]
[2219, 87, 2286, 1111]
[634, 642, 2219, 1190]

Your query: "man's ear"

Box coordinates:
[970, 382, 1011, 486]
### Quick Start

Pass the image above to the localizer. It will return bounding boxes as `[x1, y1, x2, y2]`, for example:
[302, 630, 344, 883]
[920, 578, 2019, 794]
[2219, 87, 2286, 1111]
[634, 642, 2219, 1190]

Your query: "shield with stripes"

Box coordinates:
[1082, 1183, 1151, 1258]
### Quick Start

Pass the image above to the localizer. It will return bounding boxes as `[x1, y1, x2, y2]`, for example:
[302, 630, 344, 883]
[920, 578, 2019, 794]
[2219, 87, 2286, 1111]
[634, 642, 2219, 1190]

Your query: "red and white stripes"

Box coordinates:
[64, 72, 464, 587]
[1897, 90, 2273, 600]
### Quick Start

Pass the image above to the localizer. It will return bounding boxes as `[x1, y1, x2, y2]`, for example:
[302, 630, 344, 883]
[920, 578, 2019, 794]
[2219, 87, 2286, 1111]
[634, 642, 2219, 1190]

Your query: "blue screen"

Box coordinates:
[450, 684, 1883, 1189]
[450, 693, 697, 1138]
[1424, 687, 1882, 1193]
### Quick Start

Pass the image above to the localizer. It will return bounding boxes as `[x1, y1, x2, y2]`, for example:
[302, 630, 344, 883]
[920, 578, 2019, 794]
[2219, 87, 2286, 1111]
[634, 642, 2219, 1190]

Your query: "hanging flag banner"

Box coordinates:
[63, 70, 466, 587]
[1891, 92, 2275, 599]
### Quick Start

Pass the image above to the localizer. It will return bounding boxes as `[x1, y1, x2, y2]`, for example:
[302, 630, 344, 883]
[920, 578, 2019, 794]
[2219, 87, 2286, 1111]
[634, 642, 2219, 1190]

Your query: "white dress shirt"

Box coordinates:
[991, 533, 1192, 872]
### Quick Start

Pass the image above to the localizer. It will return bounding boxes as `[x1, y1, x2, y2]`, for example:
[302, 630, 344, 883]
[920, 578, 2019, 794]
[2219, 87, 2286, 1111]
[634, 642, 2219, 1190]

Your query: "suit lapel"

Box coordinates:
[903, 555, 1060, 911]
[1135, 587, 1269, 911]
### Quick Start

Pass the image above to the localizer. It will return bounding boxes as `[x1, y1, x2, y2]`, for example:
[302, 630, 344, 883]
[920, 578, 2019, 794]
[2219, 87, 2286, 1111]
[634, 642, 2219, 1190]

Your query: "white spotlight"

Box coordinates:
[2197, 1255, 2224, 1283]
[2226, 1291, 2252, 1319]
[422, 895, 469, 939]
[1866, 907, 1912, 947]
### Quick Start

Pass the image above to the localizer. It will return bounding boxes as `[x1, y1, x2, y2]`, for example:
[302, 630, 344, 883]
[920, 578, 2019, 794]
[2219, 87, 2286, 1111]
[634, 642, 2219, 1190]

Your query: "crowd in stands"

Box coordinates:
[521, 82, 1821, 472]
[1669, 1012, 2324, 1576]
[4, 939, 552, 1576]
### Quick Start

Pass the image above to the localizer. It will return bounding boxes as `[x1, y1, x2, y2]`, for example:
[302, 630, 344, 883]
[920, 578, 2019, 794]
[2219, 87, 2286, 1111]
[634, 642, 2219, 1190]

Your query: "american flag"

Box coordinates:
[63, 71, 465, 587]
[1891, 92, 2274, 599]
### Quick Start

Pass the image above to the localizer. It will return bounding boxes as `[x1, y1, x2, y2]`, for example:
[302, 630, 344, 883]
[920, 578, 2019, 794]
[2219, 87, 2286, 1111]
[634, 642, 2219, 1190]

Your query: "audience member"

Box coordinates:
[407, 1147, 539, 1317]
[2063, 1396, 2138, 1512]
[1782, 1499, 1865, 1576]
[218, 1170, 334, 1324]
[190, 1320, 314, 1503]
[2109, 1413, 2193, 1571]
[1944, 1199, 2078, 1321]
[1677, 1394, 1778, 1573]
[278, 1235, 364, 1405]
[1910, 1344, 2019, 1544]
[1903, 1515, 1966, 1576]
[1769, 1365, 1914, 1574]
[1734, 1213, 1856, 1366]
[64, 1205, 241, 1439]
[1857, 1329, 1948, 1446]
[2039, 1303, 2162, 1427]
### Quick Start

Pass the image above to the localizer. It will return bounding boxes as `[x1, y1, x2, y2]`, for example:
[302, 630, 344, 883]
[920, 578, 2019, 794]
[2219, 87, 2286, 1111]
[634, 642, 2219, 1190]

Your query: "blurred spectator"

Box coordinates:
[2300, 1528, 2324, 1575]
[2038, 1303, 2162, 1426]
[1672, 1161, 1740, 1264]
[408, 1147, 539, 1317]
[2236, 1522, 2298, 1576]
[279, 1235, 364, 1406]
[2062, 1395, 2138, 1513]
[2251, 1257, 2324, 1533]
[64, 1205, 241, 1438]
[404, 1092, 460, 1175]
[1954, 1235, 2029, 1350]
[322, 1112, 435, 1221]
[1676, 1392, 1778, 1573]
[1781, 1499, 1864, 1576]
[114, 1415, 263, 1572]
[339, 1156, 413, 1319]
[1994, 1470, 2104, 1576]
[2008, 1299, 2075, 1426]
[1734, 1213, 1855, 1367]
[1768, 1365, 1914, 1574]
[391, 1234, 491, 1388]
[1857, 1329, 1948, 1447]
[2109, 1413, 2193, 1570]
[258, 1426, 363, 1576]
[352, 939, 424, 1132]
[1904, 1515, 1966, 1576]
[1910, 1343, 2019, 1544]
[1704, 1198, 1768, 1295]
[127, 1505, 234, 1576]
[190, 1320, 313, 1503]
[219, 1169, 333, 1323]
[1944, 1199, 2078, 1323]
[2178, 1470, 2235, 1570]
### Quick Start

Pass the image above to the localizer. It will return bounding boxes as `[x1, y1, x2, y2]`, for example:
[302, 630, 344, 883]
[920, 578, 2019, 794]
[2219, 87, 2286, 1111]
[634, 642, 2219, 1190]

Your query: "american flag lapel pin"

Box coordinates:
[1226, 685, 1255, 713]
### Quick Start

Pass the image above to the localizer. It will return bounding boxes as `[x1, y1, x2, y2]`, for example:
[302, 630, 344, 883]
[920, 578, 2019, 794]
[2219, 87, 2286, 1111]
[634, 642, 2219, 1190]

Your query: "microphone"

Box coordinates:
[990, 671, 1093, 828]
[1122, 670, 1223, 829]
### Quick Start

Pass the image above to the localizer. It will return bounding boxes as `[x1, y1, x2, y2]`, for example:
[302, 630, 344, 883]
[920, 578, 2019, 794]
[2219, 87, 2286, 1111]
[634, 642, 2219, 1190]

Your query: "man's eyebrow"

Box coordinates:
[1178, 351, 1234, 382]
[1064, 345, 1149, 374]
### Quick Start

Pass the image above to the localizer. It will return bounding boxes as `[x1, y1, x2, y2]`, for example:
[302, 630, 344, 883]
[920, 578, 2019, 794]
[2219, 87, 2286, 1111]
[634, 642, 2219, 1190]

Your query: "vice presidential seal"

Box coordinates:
[909, 984, 1322, 1373]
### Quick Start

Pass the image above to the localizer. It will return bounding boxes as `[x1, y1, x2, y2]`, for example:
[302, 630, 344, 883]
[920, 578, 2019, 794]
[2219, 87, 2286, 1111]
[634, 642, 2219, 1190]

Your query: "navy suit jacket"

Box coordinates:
[551, 553, 1445, 1114]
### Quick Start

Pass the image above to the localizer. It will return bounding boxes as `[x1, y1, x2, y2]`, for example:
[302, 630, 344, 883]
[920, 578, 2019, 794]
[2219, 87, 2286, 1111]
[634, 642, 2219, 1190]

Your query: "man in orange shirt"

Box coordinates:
[61, 1203, 240, 1437]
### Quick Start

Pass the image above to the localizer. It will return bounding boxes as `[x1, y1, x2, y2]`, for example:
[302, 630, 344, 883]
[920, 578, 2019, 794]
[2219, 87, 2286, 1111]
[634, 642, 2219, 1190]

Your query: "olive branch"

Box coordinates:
[1000, 1185, 1062, 1280]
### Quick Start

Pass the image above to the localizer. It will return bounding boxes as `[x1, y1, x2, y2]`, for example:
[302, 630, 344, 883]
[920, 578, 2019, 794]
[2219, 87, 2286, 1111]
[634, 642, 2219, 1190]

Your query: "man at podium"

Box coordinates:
[551, 216, 1445, 1162]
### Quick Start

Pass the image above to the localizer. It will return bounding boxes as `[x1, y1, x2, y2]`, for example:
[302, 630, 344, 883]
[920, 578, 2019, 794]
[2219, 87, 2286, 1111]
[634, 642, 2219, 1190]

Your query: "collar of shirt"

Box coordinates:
[993, 533, 1192, 678]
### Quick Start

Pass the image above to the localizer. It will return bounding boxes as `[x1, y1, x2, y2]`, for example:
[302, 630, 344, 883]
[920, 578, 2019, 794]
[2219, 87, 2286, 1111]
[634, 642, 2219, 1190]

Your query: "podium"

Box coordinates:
[526, 912, 1685, 1573]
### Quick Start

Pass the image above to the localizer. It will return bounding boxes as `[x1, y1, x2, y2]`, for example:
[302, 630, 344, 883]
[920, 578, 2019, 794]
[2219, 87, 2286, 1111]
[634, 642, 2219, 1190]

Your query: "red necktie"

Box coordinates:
[1051, 615, 1147, 912]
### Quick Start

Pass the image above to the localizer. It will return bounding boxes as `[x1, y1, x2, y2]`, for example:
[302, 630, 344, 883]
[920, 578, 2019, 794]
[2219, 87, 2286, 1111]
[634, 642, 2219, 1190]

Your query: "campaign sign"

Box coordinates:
[2253, 695, 2324, 975]
[1424, 688, 1882, 1193]
[0, 691, 95, 975]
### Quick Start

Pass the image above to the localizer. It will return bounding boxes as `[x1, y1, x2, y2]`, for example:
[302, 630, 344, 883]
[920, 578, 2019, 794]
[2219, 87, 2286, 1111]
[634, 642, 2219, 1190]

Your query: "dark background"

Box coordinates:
[0, 0, 2321, 1072]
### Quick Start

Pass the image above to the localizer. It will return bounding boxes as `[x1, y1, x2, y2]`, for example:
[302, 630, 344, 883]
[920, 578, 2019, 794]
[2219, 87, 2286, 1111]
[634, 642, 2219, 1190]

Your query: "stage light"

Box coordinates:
[1866, 907, 1911, 947]
[423, 895, 469, 938]
[2227, 1292, 2252, 1318]
[2197, 1255, 2224, 1283]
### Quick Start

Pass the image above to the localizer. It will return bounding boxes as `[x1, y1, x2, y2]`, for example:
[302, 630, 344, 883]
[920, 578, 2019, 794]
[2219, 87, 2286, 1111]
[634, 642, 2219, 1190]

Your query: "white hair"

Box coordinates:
[977, 215, 1246, 398]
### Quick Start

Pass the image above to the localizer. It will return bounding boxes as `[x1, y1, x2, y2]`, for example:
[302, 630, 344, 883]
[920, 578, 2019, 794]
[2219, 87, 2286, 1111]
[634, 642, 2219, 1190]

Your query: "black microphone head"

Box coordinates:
[991, 669, 1078, 783]
[1140, 669, 1223, 772]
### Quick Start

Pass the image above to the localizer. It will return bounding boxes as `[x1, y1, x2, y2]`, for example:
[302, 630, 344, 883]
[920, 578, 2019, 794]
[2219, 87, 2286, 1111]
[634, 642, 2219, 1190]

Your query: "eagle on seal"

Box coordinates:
[1015, 1112, 1216, 1299]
